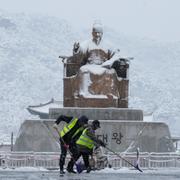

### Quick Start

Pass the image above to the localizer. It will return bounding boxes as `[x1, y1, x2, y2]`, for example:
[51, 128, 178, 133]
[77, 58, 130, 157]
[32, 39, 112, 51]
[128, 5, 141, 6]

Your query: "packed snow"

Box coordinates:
[0, 10, 180, 145]
[0, 167, 180, 180]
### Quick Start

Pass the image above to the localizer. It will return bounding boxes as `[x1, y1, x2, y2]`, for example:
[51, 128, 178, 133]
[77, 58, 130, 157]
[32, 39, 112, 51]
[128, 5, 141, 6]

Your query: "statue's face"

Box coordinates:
[92, 29, 103, 45]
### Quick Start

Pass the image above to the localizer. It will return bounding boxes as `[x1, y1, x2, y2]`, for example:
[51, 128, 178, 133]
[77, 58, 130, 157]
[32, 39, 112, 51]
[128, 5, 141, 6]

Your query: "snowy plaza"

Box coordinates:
[0, 168, 180, 180]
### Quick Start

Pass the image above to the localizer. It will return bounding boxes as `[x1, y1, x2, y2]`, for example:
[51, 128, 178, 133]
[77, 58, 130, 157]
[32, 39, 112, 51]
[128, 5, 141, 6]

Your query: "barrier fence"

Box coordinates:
[0, 151, 180, 169]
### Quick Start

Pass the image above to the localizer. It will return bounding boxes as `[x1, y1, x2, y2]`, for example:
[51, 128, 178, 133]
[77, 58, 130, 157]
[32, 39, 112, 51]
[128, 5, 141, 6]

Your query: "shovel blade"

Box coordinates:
[75, 161, 85, 173]
[135, 164, 143, 172]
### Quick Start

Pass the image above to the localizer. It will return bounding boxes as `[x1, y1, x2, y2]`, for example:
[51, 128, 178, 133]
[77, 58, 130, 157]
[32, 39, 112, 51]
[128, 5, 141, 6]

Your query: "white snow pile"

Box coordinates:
[0, 10, 180, 143]
[80, 64, 107, 75]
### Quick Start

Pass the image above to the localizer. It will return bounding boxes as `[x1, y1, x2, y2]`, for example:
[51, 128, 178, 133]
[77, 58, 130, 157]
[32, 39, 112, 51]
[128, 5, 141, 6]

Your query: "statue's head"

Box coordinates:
[92, 23, 103, 45]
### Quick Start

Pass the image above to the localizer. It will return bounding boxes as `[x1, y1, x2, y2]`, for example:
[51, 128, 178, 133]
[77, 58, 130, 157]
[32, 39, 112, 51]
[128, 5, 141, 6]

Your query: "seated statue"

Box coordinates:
[62, 23, 129, 108]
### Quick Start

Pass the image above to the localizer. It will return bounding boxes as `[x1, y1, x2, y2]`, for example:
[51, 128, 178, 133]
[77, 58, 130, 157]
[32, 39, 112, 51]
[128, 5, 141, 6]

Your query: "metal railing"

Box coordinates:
[0, 151, 180, 169]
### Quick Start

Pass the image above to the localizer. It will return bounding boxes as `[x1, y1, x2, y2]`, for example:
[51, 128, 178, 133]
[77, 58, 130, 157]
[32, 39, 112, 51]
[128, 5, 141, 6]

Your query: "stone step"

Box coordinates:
[49, 107, 143, 121]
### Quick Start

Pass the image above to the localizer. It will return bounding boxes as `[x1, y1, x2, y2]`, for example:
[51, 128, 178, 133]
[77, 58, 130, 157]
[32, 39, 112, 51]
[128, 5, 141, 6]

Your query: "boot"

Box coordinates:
[86, 166, 91, 173]
[67, 167, 76, 174]
[67, 169, 76, 174]
[60, 169, 65, 175]
[67, 162, 76, 174]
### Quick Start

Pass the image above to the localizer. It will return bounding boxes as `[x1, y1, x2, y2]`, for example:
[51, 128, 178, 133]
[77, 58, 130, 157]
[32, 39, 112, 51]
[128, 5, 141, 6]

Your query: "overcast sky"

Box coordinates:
[0, 0, 180, 42]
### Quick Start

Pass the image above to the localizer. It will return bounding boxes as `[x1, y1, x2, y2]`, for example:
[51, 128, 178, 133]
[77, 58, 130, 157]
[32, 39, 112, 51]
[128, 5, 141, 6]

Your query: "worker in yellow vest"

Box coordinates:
[53, 115, 89, 175]
[66, 120, 106, 173]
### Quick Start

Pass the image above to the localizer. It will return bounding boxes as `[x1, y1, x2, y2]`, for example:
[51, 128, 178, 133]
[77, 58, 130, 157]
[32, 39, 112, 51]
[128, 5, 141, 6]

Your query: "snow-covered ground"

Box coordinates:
[0, 167, 180, 180]
[0, 9, 180, 144]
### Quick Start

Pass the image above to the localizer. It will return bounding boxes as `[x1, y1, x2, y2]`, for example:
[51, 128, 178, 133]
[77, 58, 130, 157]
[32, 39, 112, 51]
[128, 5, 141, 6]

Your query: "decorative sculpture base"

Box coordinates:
[14, 119, 175, 152]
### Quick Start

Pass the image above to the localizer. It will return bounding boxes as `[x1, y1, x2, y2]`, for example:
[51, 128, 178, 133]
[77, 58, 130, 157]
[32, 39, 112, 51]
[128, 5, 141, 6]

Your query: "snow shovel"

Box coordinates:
[104, 146, 143, 172]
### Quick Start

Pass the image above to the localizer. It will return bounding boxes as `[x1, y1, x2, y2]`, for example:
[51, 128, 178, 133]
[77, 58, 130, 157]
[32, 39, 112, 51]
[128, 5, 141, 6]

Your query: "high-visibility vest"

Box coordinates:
[60, 118, 78, 137]
[76, 128, 95, 150]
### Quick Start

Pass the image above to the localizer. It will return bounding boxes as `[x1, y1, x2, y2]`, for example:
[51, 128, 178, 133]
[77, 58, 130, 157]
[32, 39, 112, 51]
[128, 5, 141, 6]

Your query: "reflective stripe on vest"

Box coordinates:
[76, 128, 95, 150]
[60, 118, 78, 137]
[72, 126, 84, 139]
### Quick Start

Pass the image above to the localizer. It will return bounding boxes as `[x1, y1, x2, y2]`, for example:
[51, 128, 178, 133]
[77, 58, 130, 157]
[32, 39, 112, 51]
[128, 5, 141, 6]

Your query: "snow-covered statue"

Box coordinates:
[73, 23, 114, 66]
[61, 23, 130, 108]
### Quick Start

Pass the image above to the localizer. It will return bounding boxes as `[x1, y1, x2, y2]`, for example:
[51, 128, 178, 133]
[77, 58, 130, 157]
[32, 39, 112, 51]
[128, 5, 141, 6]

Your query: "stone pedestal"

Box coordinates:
[14, 119, 175, 152]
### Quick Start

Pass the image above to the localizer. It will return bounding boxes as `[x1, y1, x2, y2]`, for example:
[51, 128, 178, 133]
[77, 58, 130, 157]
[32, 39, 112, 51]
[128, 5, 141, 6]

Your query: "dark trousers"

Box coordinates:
[67, 150, 90, 171]
[59, 138, 67, 171]
[59, 139, 77, 171]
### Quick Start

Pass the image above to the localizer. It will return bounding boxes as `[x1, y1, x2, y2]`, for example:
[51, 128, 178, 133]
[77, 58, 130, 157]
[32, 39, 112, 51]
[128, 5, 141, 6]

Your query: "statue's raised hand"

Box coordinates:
[73, 42, 80, 53]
